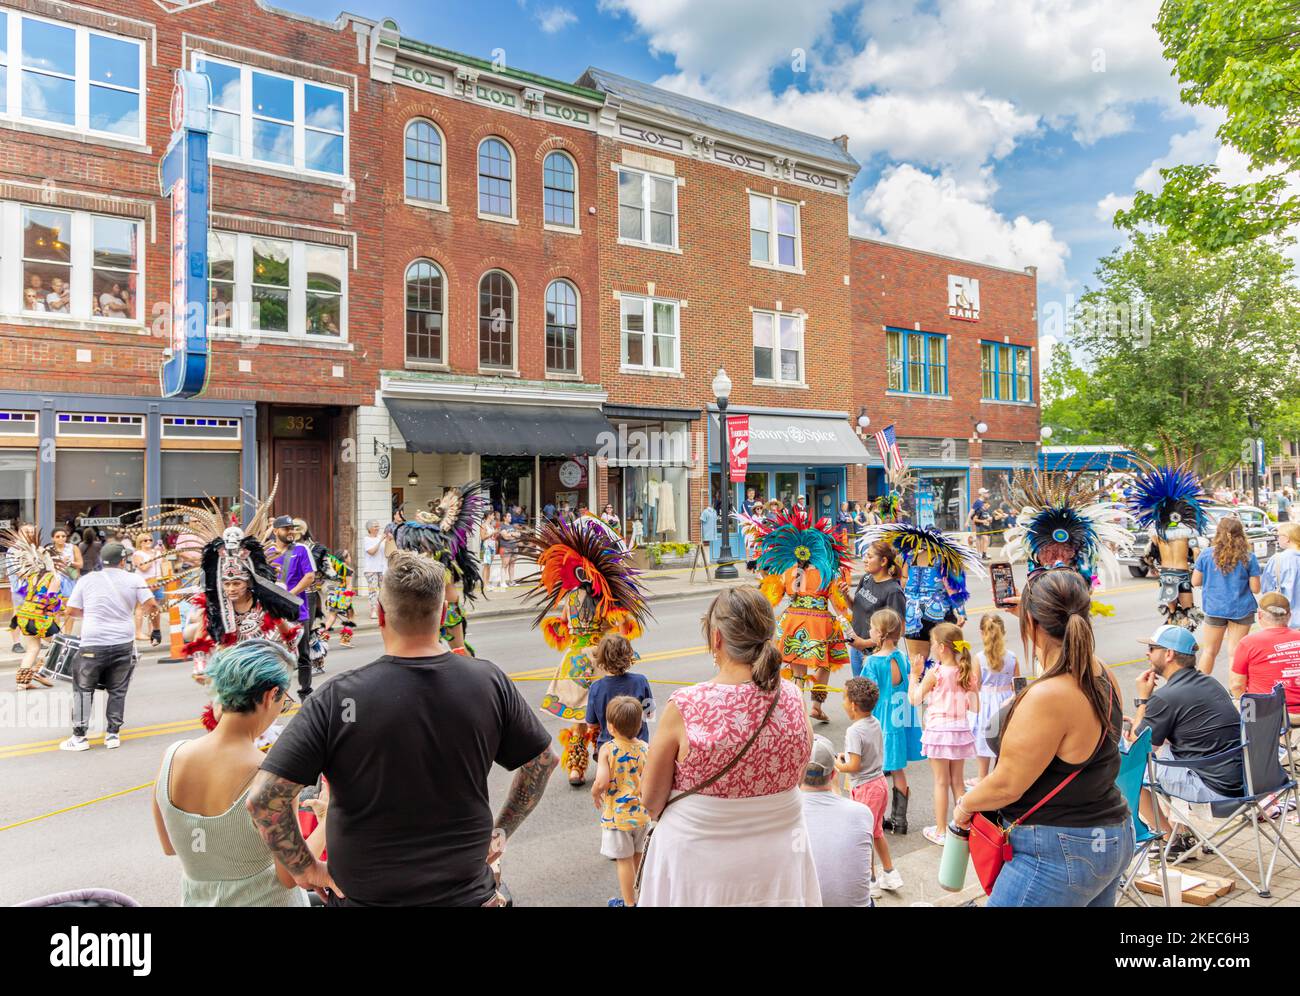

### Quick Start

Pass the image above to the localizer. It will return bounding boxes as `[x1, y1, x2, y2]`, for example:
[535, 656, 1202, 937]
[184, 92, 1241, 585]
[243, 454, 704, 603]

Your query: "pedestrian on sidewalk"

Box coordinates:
[858, 607, 918, 834]
[6, 522, 39, 654]
[249, 552, 559, 906]
[132, 532, 168, 641]
[847, 540, 906, 677]
[1192, 516, 1260, 675]
[835, 677, 902, 896]
[800, 735, 875, 907]
[152, 640, 321, 907]
[1230, 592, 1300, 721]
[972, 613, 1018, 783]
[590, 695, 651, 907]
[637, 586, 819, 906]
[60, 542, 159, 752]
[1261, 522, 1300, 628]
[362, 519, 387, 617]
[480, 512, 500, 590]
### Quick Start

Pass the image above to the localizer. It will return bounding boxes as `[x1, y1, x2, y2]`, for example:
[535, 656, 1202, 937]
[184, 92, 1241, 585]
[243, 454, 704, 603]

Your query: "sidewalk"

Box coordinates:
[0, 564, 752, 672]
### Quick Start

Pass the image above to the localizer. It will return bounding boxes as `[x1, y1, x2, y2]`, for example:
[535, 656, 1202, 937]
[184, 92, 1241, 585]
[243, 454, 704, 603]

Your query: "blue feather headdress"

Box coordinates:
[1126, 466, 1207, 540]
[861, 522, 985, 584]
[1002, 469, 1133, 584]
[736, 507, 850, 581]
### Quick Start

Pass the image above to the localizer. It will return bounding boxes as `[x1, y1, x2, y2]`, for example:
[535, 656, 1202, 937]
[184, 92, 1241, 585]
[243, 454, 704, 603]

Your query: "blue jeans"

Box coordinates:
[849, 645, 866, 678]
[986, 821, 1135, 907]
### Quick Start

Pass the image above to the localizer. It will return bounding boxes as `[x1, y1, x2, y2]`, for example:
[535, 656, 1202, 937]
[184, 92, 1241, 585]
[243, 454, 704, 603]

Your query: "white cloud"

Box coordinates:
[1095, 192, 1134, 223]
[536, 5, 577, 33]
[855, 164, 1070, 285]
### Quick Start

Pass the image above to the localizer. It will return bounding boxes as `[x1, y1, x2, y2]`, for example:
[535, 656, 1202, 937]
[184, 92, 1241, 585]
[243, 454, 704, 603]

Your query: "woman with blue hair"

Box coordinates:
[151, 640, 325, 906]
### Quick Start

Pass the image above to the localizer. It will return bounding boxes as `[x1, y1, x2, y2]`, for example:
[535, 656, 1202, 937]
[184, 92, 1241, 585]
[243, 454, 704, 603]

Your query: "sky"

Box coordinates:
[279, 0, 1252, 367]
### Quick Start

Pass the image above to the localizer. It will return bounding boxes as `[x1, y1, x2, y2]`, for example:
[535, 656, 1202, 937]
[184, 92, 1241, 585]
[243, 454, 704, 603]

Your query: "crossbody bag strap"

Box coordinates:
[659, 686, 782, 818]
[1008, 676, 1118, 831]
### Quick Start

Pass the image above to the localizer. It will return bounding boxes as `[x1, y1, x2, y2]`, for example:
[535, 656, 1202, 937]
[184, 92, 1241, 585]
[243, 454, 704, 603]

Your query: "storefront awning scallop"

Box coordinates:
[386, 398, 614, 457]
[709, 412, 873, 466]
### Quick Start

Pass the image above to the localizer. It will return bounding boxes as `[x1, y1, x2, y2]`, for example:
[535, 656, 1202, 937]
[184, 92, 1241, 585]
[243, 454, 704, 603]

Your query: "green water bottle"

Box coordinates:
[938, 821, 971, 892]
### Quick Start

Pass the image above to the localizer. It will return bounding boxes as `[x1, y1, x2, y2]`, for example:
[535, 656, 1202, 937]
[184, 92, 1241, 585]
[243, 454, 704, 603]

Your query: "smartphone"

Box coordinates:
[1012, 676, 1029, 696]
[991, 561, 1017, 608]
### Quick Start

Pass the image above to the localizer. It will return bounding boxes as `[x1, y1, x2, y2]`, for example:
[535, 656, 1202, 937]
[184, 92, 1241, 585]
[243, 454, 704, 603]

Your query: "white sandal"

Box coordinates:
[922, 825, 946, 845]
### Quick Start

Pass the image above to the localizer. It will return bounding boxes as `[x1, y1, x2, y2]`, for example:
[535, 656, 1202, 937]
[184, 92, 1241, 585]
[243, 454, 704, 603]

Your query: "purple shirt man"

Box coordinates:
[271, 516, 317, 623]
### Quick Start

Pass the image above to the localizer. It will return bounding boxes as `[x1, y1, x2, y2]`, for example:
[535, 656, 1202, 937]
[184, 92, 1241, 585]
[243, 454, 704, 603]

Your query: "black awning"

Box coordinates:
[602, 403, 703, 422]
[385, 398, 614, 456]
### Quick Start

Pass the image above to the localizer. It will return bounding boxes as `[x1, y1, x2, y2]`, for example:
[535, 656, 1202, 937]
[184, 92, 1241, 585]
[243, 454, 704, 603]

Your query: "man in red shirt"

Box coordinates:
[1230, 592, 1300, 718]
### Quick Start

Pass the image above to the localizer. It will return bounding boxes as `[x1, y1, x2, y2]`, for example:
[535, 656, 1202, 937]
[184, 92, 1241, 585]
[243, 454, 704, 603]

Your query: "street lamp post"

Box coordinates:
[713, 369, 738, 580]
[1247, 415, 1261, 510]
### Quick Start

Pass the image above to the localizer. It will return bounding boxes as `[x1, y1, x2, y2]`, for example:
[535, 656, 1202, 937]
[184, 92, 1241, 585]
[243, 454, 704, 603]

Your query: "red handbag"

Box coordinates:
[968, 685, 1116, 895]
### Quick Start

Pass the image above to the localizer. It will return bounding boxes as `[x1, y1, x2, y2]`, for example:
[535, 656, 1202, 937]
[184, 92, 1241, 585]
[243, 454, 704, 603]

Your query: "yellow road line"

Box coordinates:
[0, 781, 155, 833]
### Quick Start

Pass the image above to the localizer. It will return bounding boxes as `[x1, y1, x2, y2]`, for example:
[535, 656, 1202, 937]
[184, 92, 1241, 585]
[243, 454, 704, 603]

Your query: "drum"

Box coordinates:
[38, 633, 80, 682]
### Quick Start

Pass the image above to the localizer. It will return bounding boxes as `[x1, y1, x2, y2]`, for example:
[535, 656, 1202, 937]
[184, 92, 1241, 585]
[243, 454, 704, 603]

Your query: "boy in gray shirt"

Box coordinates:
[835, 677, 902, 894]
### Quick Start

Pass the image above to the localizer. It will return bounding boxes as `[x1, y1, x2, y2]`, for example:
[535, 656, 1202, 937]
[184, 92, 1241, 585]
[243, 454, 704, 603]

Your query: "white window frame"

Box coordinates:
[205, 231, 348, 342]
[190, 53, 349, 180]
[748, 192, 802, 271]
[404, 257, 447, 367]
[404, 117, 446, 209]
[1, 11, 145, 143]
[752, 308, 805, 386]
[615, 165, 678, 251]
[542, 150, 579, 232]
[477, 136, 517, 224]
[543, 278, 581, 377]
[619, 293, 680, 374]
[1, 201, 144, 326]
[477, 268, 518, 372]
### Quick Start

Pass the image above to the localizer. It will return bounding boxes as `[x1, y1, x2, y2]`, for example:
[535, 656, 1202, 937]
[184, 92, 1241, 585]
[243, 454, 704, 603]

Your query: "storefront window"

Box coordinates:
[910, 473, 965, 532]
[776, 471, 800, 507]
[0, 450, 37, 530]
[744, 471, 768, 507]
[160, 451, 240, 517]
[625, 466, 687, 544]
[54, 449, 144, 532]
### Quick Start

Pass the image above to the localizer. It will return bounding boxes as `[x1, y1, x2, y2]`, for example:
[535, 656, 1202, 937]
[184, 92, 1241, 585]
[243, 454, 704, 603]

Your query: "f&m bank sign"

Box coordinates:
[158, 70, 212, 399]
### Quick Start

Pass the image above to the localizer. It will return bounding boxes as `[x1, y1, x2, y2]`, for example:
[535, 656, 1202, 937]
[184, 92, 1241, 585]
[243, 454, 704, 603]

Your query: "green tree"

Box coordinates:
[1115, 0, 1300, 249]
[1065, 231, 1300, 475]
[1040, 347, 1111, 446]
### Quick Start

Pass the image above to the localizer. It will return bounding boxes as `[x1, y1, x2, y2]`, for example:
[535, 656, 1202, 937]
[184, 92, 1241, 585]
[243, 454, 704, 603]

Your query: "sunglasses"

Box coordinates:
[277, 688, 297, 714]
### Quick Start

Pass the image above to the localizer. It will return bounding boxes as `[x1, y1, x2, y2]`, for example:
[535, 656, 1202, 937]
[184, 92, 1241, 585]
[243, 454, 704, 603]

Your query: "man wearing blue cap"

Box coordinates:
[1129, 624, 1244, 850]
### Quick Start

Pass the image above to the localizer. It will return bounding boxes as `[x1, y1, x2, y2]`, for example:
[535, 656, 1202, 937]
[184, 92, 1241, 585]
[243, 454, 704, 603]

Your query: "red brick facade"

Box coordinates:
[850, 237, 1040, 496]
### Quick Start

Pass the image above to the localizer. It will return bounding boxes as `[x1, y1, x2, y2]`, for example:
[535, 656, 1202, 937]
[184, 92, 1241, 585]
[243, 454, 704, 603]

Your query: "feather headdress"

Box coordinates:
[519, 513, 649, 633]
[736, 505, 852, 583]
[0, 525, 63, 585]
[1002, 469, 1134, 584]
[861, 521, 986, 589]
[393, 480, 489, 600]
[1126, 465, 1207, 540]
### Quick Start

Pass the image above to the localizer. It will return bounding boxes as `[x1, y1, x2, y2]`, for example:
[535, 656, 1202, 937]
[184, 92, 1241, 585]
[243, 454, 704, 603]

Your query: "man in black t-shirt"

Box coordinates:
[248, 552, 558, 906]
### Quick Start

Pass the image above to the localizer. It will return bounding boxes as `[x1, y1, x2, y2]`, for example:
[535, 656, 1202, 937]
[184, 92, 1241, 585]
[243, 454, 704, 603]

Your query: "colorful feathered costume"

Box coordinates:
[3, 526, 71, 687]
[739, 506, 853, 715]
[393, 481, 489, 654]
[522, 515, 649, 782]
[126, 483, 302, 683]
[320, 552, 356, 647]
[1002, 469, 1134, 616]
[861, 522, 985, 645]
[1126, 464, 1208, 630]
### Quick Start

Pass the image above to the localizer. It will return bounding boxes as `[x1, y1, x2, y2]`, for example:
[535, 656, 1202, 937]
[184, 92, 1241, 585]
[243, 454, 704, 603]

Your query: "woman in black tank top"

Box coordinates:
[952, 568, 1134, 906]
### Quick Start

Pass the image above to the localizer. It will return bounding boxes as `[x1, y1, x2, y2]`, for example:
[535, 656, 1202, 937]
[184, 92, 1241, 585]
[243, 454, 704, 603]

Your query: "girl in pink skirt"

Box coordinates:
[908, 621, 981, 845]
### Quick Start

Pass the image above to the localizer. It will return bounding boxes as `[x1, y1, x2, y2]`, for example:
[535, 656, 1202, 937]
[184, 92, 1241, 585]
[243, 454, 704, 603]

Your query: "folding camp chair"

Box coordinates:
[1151, 685, 1300, 897]
[1116, 727, 1169, 906]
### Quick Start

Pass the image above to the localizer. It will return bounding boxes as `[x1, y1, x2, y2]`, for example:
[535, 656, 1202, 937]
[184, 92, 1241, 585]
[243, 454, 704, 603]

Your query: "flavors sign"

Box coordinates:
[158, 70, 212, 399]
[947, 275, 980, 322]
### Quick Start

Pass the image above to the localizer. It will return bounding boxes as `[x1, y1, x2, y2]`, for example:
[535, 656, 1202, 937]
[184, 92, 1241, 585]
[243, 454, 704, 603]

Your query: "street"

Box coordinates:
[0, 571, 1194, 907]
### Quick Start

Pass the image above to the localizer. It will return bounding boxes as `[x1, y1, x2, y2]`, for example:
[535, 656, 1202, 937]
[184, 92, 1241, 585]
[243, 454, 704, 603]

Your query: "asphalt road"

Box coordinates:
[0, 571, 1213, 907]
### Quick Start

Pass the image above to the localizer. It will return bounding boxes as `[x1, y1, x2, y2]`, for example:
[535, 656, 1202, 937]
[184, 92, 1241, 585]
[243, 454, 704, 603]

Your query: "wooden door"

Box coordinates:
[272, 439, 332, 546]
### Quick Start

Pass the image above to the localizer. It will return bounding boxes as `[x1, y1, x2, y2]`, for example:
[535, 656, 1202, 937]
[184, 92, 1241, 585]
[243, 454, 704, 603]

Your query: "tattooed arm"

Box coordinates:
[493, 747, 559, 840]
[247, 770, 343, 900]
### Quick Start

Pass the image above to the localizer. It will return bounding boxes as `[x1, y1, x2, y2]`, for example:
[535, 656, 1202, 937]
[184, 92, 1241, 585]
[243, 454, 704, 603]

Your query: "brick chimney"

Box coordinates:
[832, 134, 850, 153]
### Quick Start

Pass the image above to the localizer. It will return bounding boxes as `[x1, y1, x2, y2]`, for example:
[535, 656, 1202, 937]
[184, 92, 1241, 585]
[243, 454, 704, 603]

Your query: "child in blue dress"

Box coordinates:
[860, 607, 923, 835]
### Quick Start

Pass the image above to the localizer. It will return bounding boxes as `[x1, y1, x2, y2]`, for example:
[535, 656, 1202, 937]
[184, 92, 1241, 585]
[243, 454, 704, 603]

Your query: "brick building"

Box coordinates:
[354, 26, 610, 533]
[577, 68, 867, 553]
[851, 237, 1040, 530]
[0, 0, 385, 548]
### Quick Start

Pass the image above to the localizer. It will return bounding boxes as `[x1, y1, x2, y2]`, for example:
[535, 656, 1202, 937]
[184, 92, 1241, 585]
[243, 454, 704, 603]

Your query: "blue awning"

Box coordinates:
[1039, 446, 1139, 472]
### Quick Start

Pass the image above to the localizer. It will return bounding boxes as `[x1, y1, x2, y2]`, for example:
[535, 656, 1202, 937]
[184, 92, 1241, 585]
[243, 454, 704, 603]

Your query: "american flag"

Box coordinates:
[873, 424, 902, 469]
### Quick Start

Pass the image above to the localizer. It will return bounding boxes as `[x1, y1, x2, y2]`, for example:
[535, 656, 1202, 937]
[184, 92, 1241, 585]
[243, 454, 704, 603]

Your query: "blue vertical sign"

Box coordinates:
[158, 70, 211, 399]
[917, 489, 936, 529]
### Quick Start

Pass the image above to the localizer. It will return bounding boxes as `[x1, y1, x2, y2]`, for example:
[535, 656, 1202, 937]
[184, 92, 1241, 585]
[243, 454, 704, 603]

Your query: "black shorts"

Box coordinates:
[911, 613, 958, 643]
[1204, 613, 1255, 628]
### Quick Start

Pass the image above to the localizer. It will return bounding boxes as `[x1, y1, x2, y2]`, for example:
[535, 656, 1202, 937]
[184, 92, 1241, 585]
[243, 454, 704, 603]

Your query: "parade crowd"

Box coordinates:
[8, 460, 1300, 908]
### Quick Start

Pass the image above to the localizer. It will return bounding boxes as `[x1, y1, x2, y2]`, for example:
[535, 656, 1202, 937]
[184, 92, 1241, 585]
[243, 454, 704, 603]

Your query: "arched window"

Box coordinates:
[545, 280, 578, 374]
[404, 120, 443, 204]
[477, 138, 513, 218]
[478, 270, 515, 369]
[543, 151, 577, 228]
[405, 260, 445, 363]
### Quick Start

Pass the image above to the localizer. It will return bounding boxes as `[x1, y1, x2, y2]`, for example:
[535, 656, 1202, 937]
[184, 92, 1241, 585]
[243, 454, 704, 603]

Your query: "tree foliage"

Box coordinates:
[1115, 0, 1300, 249]
[1060, 231, 1300, 475]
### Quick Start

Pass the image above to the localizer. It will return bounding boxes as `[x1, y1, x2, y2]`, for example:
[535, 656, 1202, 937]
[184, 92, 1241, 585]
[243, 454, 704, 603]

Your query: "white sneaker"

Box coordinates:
[59, 735, 90, 752]
[104, 733, 121, 750]
[879, 868, 904, 891]
[869, 876, 883, 899]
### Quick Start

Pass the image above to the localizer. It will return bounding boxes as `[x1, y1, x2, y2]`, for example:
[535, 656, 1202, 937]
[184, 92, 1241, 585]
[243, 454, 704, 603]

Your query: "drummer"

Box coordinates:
[60, 542, 159, 753]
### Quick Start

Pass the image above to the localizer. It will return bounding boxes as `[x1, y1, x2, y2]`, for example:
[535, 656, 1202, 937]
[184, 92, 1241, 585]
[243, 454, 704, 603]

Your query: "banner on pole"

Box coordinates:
[727, 415, 750, 483]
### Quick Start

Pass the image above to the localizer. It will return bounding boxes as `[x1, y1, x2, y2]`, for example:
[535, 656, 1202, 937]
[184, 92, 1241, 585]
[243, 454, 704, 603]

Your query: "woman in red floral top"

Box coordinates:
[638, 587, 818, 906]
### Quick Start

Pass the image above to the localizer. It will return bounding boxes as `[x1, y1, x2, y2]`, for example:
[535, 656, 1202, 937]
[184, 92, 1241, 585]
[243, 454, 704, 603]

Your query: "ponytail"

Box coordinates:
[752, 641, 782, 693]
[701, 587, 783, 693]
